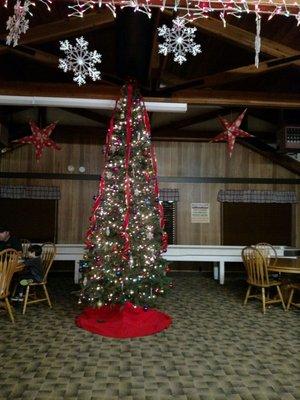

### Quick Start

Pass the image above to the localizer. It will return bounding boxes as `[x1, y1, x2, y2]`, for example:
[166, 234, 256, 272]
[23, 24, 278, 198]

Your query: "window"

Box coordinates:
[0, 199, 57, 242]
[162, 201, 176, 244]
[222, 203, 293, 246]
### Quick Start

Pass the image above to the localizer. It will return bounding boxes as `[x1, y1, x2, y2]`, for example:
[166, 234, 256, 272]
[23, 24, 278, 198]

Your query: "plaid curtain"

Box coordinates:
[0, 185, 61, 200]
[217, 190, 297, 203]
[159, 189, 179, 202]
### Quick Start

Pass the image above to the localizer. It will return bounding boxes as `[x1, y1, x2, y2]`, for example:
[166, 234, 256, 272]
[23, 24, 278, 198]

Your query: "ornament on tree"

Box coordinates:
[146, 231, 154, 240]
[158, 17, 202, 65]
[211, 109, 253, 158]
[14, 120, 60, 161]
[6, 0, 31, 47]
[58, 36, 102, 86]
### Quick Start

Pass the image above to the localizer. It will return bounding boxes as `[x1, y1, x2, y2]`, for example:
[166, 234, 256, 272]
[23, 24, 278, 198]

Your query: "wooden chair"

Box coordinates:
[287, 283, 300, 311]
[0, 249, 19, 323]
[20, 239, 31, 258]
[255, 243, 277, 267]
[22, 242, 56, 315]
[242, 246, 286, 314]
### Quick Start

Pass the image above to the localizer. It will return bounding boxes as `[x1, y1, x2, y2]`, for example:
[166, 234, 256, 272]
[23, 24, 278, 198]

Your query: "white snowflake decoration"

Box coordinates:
[6, 0, 31, 47]
[59, 36, 102, 86]
[157, 17, 202, 65]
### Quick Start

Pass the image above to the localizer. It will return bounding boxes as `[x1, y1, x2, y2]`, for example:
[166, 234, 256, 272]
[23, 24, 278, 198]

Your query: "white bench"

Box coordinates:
[54, 244, 290, 285]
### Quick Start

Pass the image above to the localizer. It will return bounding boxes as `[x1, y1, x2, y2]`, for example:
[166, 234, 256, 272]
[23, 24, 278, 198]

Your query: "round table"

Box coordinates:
[268, 258, 300, 274]
[268, 258, 300, 304]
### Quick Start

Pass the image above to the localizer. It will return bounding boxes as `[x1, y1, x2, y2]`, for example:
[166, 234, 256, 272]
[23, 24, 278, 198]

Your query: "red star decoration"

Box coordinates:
[211, 109, 252, 158]
[15, 120, 60, 161]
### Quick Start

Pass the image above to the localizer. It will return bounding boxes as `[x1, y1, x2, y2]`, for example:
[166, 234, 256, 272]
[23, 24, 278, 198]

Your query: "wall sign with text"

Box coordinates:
[191, 203, 210, 223]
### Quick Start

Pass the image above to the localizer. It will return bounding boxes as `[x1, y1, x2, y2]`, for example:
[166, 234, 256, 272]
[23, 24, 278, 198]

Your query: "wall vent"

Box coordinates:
[279, 126, 300, 152]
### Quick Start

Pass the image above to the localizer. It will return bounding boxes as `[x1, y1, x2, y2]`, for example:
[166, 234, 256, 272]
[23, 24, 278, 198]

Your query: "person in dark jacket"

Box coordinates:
[11, 245, 43, 302]
[0, 226, 22, 253]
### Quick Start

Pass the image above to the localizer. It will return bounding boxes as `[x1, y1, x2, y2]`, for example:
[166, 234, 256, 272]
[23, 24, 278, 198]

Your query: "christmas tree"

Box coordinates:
[79, 83, 171, 308]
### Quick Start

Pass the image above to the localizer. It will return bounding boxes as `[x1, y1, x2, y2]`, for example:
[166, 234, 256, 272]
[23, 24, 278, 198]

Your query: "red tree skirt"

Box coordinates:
[75, 301, 172, 338]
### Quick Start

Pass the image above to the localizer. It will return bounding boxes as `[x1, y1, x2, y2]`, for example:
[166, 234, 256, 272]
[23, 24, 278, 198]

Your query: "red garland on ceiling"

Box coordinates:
[14, 120, 60, 161]
[211, 109, 253, 158]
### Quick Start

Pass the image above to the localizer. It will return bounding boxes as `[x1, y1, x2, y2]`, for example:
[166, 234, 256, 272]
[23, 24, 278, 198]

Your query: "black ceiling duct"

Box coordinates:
[116, 8, 156, 86]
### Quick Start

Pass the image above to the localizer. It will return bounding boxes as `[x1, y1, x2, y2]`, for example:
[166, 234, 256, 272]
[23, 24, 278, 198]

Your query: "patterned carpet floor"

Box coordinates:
[0, 273, 299, 400]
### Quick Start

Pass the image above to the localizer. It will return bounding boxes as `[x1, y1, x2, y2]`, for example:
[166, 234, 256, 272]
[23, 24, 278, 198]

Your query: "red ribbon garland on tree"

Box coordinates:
[85, 108, 116, 248]
[146, 109, 168, 252]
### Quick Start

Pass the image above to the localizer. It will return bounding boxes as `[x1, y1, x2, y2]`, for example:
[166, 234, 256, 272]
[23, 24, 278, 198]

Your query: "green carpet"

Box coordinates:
[0, 274, 299, 400]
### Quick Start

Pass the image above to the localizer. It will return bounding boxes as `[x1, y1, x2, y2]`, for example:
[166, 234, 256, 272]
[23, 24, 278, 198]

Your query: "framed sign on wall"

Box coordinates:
[191, 203, 210, 224]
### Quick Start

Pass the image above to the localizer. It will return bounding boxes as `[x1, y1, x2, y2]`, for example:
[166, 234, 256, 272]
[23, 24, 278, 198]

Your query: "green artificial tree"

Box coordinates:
[79, 83, 171, 308]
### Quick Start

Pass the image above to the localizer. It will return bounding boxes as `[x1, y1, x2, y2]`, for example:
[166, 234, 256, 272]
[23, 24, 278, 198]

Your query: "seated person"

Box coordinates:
[0, 226, 22, 253]
[11, 245, 43, 302]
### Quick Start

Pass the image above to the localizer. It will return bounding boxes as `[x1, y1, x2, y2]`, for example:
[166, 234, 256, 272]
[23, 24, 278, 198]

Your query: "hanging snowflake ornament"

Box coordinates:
[157, 17, 202, 65]
[6, 0, 32, 47]
[58, 36, 102, 86]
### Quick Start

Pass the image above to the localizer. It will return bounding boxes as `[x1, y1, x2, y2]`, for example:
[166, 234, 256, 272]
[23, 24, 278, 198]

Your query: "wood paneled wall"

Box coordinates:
[1, 140, 299, 245]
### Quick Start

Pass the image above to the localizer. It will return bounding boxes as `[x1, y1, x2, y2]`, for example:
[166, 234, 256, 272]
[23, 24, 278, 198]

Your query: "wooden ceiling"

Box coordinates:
[0, 2, 299, 174]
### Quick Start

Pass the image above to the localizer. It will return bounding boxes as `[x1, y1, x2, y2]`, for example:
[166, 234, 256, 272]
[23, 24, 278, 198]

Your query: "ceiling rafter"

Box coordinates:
[0, 9, 114, 56]
[171, 89, 300, 108]
[59, 107, 110, 126]
[147, 10, 162, 91]
[238, 137, 300, 175]
[0, 81, 120, 98]
[7, 45, 121, 87]
[151, 129, 276, 142]
[163, 11, 300, 59]
[1, 81, 300, 108]
[152, 108, 235, 134]
[4, 122, 276, 143]
[159, 54, 300, 94]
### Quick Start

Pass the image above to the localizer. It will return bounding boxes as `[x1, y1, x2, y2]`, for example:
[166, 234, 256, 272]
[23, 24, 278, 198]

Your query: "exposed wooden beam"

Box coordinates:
[171, 89, 300, 108]
[159, 54, 300, 94]
[1, 81, 300, 108]
[0, 81, 120, 99]
[8, 45, 120, 87]
[8, 46, 58, 67]
[239, 137, 300, 175]
[6, 124, 107, 142]
[147, 10, 161, 91]
[151, 129, 276, 142]
[152, 108, 236, 134]
[7, 123, 276, 143]
[0, 10, 114, 56]
[59, 107, 110, 126]
[163, 11, 300, 59]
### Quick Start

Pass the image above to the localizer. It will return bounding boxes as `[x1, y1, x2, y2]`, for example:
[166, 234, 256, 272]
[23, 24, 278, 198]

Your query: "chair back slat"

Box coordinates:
[0, 249, 19, 298]
[41, 243, 56, 281]
[21, 239, 31, 258]
[242, 246, 269, 286]
[255, 242, 277, 267]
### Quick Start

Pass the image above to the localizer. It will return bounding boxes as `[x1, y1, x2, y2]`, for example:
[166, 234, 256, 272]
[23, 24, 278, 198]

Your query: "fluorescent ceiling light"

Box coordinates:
[0, 95, 187, 113]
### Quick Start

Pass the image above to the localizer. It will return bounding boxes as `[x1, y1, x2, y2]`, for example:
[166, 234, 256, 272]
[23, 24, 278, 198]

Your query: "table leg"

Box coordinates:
[213, 263, 219, 280]
[74, 259, 81, 284]
[219, 261, 225, 285]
